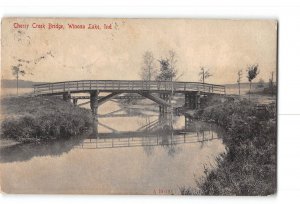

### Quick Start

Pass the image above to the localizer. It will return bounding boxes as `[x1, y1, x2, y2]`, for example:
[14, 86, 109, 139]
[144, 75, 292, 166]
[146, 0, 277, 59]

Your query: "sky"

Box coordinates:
[1, 18, 277, 84]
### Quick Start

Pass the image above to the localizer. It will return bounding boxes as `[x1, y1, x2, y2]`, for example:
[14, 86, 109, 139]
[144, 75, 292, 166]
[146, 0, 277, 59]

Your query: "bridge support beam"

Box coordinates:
[98, 92, 122, 105]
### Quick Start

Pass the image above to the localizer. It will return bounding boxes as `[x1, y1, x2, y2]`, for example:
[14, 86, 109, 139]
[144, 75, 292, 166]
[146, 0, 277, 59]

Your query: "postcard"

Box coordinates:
[0, 18, 277, 195]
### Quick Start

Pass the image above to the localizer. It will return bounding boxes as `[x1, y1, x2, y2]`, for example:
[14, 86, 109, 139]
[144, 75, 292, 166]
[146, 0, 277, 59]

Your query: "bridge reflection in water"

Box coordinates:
[77, 113, 221, 150]
[75, 130, 218, 150]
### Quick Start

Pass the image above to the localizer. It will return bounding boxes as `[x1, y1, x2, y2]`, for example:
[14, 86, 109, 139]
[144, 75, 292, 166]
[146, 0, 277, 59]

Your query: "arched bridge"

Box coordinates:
[33, 80, 226, 115]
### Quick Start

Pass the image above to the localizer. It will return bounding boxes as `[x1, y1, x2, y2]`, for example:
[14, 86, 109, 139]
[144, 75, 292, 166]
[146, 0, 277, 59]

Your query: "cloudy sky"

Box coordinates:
[2, 18, 277, 84]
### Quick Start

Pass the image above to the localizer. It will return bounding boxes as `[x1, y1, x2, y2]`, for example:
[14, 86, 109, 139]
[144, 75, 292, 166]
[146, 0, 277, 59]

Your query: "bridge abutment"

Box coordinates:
[90, 90, 100, 118]
[63, 92, 71, 102]
[184, 92, 200, 109]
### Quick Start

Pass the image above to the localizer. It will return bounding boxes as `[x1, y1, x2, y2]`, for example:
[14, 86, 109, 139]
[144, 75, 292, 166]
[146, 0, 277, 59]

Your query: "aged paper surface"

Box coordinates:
[0, 18, 277, 195]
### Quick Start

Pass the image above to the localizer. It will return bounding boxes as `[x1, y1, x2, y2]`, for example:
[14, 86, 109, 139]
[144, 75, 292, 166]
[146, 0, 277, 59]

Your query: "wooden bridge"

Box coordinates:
[33, 80, 226, 115]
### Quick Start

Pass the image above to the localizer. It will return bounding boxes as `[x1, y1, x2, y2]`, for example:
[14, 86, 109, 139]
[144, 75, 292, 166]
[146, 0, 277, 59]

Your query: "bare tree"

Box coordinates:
[198, 67, 212, 83]
[11, 64, 26, 95]
[247, 64, 259, 100]
[10, 51, 54, 95]
[237, 69, 243, 95]
[140, 51, 156, 81]
[168, 50, 178, 81]
[174, 72, 184, 81]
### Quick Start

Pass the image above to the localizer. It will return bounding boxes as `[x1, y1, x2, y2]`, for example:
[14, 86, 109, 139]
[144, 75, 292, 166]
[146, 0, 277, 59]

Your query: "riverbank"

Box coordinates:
[0, 96, 94, 143]
[181, 96, 277, 195]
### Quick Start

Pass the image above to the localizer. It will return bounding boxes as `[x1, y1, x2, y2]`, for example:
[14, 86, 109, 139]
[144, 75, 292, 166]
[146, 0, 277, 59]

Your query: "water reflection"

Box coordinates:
[83, 120, 218, 148]
[0, 137, 82, 163]
[86, 105, 223, 158]
[0, 105, 222, 163]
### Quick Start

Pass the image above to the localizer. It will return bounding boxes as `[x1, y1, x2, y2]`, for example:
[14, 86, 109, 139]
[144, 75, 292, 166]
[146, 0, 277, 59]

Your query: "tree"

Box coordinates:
[237, 69, 243, 95]
[140, 51, 156, 81]
[247, 64, 259, 100]
[156, 59, 175, 81]
[156, 50, 178, 81]
[11, 64, 26, 95]
[198, 67, 212, 83]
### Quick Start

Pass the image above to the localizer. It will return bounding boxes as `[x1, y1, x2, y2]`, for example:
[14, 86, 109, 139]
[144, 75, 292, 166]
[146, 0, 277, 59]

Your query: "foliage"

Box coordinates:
[12, 64, 26, 77]
[156, 50, 178, 81]
[182, 98, 277, 195]
[156, 59, 175, 81]
[247, 64, 259, 83]
[247, 64, 259, 99]
[1, 96, 94, 143]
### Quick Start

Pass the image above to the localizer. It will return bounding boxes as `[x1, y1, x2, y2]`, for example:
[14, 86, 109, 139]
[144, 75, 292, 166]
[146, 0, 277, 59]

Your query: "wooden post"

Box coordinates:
[197, 92, 201, 109]
[73, 98, 78, 105]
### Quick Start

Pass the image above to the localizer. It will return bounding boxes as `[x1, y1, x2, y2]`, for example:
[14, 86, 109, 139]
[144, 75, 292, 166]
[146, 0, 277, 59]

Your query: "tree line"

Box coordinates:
[140, 50, 275, 99]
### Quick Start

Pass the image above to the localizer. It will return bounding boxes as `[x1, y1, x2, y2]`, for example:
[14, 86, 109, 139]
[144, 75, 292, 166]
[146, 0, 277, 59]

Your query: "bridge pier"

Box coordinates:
[159, 93, 170, 114]
[90, 91, 99, 134]
[90, 90, 99, 118]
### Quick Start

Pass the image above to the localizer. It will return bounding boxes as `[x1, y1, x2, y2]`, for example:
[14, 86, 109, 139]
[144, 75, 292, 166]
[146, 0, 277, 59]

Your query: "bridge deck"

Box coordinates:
[33, 80, 226, 95]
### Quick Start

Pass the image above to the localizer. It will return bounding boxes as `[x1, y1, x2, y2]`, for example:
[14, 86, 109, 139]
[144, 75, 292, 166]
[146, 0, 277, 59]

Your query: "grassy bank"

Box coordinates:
[182, 97, 277, 195]
[1, 96, 94, 143]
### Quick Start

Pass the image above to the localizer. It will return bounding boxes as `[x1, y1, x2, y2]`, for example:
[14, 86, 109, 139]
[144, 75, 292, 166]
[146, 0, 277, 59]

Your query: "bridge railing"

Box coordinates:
[33, 80, 226, 95]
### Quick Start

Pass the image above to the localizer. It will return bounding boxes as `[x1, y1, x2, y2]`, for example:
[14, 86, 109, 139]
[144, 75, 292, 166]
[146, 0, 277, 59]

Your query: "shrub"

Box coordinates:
[1, 96, 94, 142]
[186, 98, 277, 195]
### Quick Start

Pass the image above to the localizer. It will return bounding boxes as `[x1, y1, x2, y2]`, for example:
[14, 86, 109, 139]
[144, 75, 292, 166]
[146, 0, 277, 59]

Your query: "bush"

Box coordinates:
[1, 96, 94, 142]
[185, 98, 277, 195]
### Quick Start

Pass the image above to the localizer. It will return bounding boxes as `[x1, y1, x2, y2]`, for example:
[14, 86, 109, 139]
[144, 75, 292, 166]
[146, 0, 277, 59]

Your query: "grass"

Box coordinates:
[1, 96, 94, 143]
[181, 97, 277, 195]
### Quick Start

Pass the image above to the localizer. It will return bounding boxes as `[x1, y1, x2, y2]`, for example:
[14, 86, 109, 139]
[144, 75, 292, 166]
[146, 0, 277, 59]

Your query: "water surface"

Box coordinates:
[0, 94, 226, 194]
